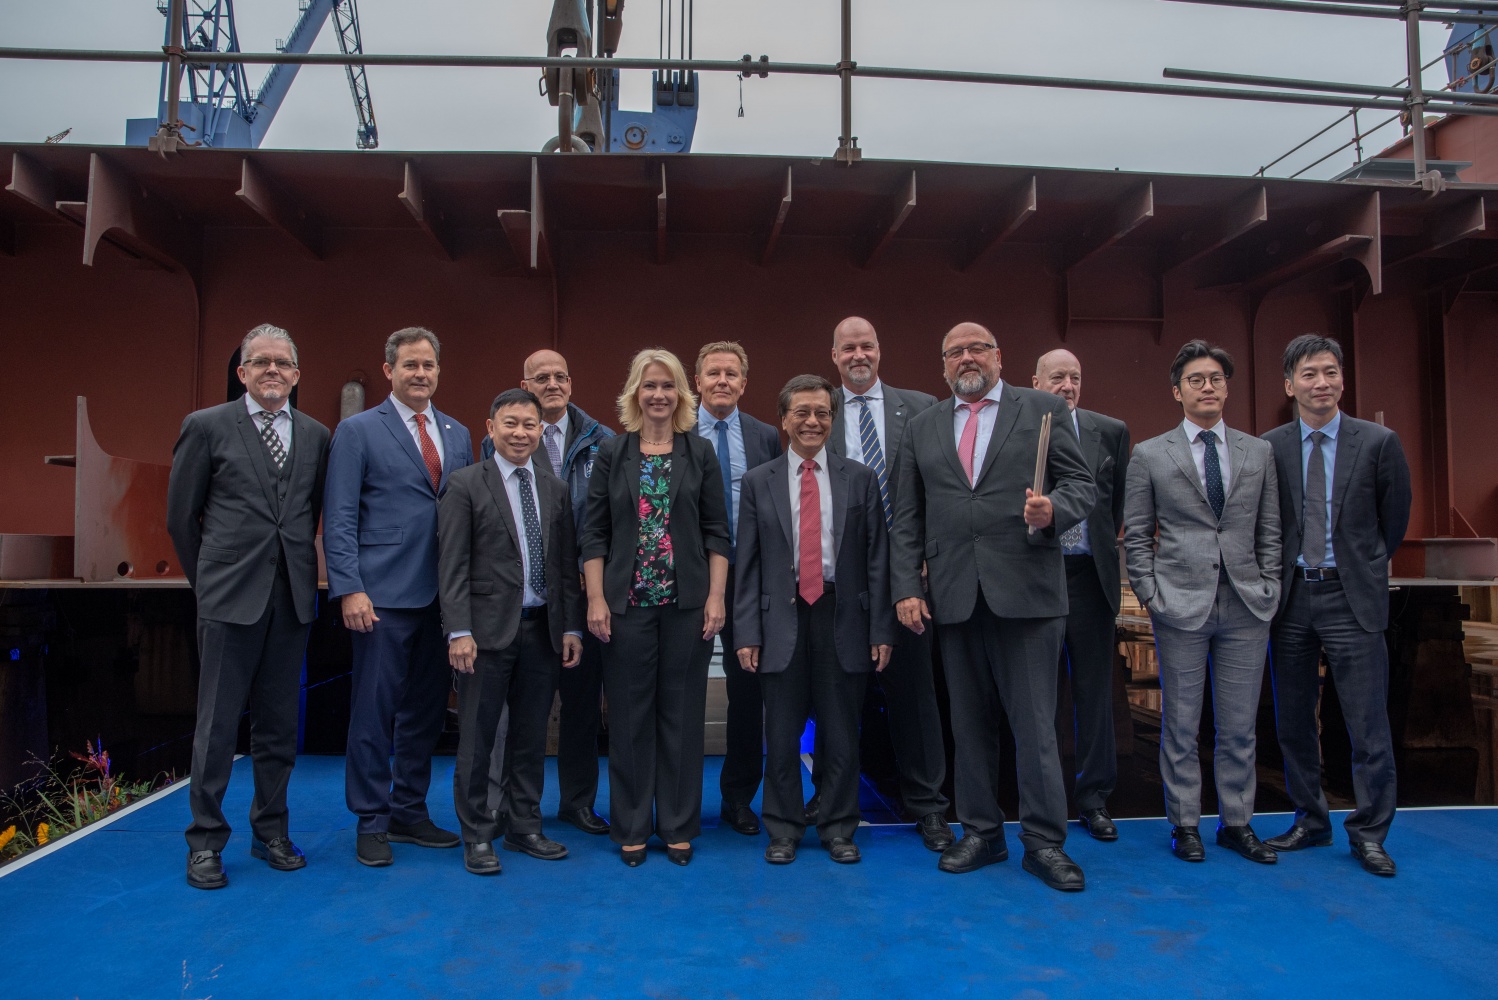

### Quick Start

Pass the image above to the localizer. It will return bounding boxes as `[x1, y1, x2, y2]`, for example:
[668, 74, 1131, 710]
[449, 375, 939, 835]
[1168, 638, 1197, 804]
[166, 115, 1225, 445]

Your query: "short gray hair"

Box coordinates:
[240, 323, 298, 366]
[385, 327, 441, 366]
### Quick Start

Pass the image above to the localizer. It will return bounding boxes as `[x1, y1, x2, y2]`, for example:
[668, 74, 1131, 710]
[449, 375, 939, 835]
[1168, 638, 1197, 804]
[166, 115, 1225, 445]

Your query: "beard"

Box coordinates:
[950, 369, 991, 397]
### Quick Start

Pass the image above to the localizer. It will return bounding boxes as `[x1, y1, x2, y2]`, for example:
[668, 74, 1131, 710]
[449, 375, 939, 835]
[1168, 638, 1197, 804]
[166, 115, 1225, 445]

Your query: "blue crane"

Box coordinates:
[125, 0, 377, 150]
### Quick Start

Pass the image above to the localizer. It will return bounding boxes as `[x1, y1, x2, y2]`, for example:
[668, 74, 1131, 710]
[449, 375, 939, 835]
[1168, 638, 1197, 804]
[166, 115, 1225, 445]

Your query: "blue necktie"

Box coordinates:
[714, 419, 735, 561]
[852, 396, 891, 530]
[1199, 429, 1225, 520]
[516, 468, 547, 600]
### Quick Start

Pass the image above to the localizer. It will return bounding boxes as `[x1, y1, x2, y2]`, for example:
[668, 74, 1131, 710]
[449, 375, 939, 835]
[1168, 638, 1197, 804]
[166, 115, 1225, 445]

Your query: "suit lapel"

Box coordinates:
[883, 388, 908, 466]
[768, 459, 793, 549]
[234, 406, 281, 514]
[480, 458, 521, 553]
[667, 433, 687, 509]
[828, 406, 847, 458]
[1276, 427, 1304, 529]
[431, 406, 461, 493]
[1075, 408, 1101, 474]
[938, 398, 967, 485]
[379, 402, 435, 493]
[536, 462, 555, 560]
[829, 455, 849, 559]
[974, 384, 1020, 489]
[625, 433, 644, 515]
[1166, 427, 1208, 503]
[1225, 430, 1249, 501]
[1330, 420, 1360, 533]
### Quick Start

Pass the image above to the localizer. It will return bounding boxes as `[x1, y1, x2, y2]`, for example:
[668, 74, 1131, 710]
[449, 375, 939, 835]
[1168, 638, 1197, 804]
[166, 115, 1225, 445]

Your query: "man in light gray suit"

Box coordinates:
[825, 316, 952, 853]
[1123, 339, 1281, 865]
[891, 321, 1096, 892]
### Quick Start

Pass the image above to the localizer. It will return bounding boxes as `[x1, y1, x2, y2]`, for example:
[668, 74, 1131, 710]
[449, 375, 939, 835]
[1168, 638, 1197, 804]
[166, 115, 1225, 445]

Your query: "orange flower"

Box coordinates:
[36, 822, 50, 845]
[0, 826, 14, 850]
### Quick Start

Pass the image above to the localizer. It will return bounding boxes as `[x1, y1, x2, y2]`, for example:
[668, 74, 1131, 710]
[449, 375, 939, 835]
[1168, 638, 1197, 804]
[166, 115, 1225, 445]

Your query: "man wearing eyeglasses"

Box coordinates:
[167, 324, 331, 889]
[1123, 339, 1282, 866]
[478, 350, 615, 837]
[890, 322, 1095, 891]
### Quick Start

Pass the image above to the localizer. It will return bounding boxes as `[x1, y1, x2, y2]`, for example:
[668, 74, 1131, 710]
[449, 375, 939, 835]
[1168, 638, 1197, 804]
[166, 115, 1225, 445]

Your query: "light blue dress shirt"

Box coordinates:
[1296, 411, 1340, 569]
[696, 404, 746, 539]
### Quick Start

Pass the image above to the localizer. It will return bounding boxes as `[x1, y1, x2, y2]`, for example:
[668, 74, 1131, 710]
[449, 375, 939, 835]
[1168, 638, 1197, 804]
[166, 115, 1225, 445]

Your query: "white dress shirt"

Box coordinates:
[951, 380, 1006, 482]
[841, 380, 885, 464]
[390, 393, 444, 469]
[787, 448, 836, 583]
[1181, 416, 1232, 497]
[244, 394, 292, 454]
[495, 454, 546, 607]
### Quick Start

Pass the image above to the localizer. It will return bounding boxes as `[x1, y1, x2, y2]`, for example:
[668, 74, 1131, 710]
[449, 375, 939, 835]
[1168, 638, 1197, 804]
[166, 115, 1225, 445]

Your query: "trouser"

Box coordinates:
[186, 568, 308, 853]
[345, 601, 450, 835]
[718, 573, 765, 810]
[1270, 575, 1396, 844]
[1060, 554, 1119, 812]
[872, 624, 949, 817]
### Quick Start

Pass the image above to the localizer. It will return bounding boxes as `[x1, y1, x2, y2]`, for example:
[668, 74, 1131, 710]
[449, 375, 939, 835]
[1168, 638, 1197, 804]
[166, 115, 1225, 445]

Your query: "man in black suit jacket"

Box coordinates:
[693, 340, 784, 836]
[891, 322, 1095, 892]
[1032, 349, 1130, 842]
[1263, 335, 1412, 877]
[166, 323, 331, 890]
[826, 316, 953, 853]
[438, 389, 584, 876]
[735, 375, 896, 865]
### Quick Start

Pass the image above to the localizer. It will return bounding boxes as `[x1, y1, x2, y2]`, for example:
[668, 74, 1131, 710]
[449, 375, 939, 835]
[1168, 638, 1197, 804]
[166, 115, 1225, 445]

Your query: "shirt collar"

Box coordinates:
[545, 409, 570, 441]
[494, 453, 536, 480]
[389, 393, 431, 427]
[698, 404, 740, 429]
[842, 379, 883, 403]
[1300, 410, 1341, 441]
[244, 394, 288, 420]
[789, 447, 828, 472]
[1182, 416, 1228, 442]
[955, 379, 1005, 410]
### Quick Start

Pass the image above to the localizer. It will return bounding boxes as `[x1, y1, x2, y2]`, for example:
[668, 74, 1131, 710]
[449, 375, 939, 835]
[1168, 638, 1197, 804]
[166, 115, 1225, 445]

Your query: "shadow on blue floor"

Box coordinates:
[2, 755, 1494, 999]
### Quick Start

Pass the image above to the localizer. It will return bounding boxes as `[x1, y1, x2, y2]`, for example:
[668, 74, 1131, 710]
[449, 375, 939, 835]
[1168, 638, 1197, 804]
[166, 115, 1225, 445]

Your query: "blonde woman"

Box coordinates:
[580, 348, 730, 866]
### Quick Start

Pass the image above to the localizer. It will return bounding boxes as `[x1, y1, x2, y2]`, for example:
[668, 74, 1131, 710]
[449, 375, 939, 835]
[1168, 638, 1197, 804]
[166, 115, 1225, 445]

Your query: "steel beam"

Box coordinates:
[957, 175, 1037, 272]
[1165, 185, 1268, 272]
[1202, 191, 1381, 294]
[759, 166, 793, 266]
[4, 152, 58, 217]
[1063, 182, 1154, 272]
[72, 396, 182, 582]
[236, 158, 322, 261]
[1385, 197, 1486, 270]
[397, 161, 454, 261]
[81, 153, 197, 275]
[858, 170, 916, 269]
[657, 164, 669, 265]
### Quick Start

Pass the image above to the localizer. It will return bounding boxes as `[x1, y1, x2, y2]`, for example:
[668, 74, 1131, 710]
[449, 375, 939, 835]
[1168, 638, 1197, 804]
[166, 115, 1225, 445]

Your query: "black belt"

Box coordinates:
[519, 605, 548, 620]
[1298, 566, 1339, 582]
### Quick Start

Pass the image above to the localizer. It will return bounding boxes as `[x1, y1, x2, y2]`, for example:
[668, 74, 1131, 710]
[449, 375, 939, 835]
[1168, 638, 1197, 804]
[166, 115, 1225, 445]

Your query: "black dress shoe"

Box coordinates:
[803, 792, 821, 827]
[186, 850, 228, 890]
[666, 844, 694, 866]
[1351, 841, 1397, 877]
[557, 807, 610, 835]
[463, 841, 502, 875]
[356, 832, 393, 868]
[502, 832, 569, 860]
[1022, 847, 1086, 892]
[937, 834, 1008, 874]
[917, 812, 956, 853]
[249, 836, 306, 871]
[1171, 825, 1205, 862]
[1264, 825, 1333, 852]
[1216, 823, 1277, 864]
[1078, 808, 1119, 842]
[823, 838, 861, 864]
[720, 803, 761, 836]
[765, 838, 798, 864]
[620, 846, 647, 867]
[388, 818, 460, 848]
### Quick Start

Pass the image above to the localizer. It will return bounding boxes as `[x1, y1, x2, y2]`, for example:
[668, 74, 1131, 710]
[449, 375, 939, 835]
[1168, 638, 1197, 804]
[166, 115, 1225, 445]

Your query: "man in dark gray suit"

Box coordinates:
[167, 323, 331, 890]
[826, 316, 953, 853]
[1124, 340, 1281, 866]
[735, 375, 895, 865]
[438, 388, 584, 876]
[1033, 348, 1130, 842]
[891, 321, 1095, 892]
[694, 340, 784, 836]
[1263, 334, 1411, 877]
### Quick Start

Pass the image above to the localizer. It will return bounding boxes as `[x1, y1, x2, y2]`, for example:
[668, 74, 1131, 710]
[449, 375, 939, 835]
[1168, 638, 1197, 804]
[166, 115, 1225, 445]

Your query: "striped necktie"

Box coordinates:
[851, 396, 891, 529]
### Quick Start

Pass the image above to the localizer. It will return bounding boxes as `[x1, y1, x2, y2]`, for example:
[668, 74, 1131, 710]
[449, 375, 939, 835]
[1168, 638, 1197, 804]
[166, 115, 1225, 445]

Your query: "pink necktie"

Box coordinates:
[957, 400, 993, 486]
[798, 459, 824, 606]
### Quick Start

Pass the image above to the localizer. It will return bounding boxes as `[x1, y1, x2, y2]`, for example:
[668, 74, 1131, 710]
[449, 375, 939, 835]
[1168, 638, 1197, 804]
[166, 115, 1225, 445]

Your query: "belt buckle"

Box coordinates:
[1303, 567, 1324, 582]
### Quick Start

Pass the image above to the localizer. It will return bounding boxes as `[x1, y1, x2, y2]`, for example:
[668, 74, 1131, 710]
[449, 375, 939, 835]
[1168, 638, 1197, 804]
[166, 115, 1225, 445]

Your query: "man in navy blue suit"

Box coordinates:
[325, 327, 474, 867]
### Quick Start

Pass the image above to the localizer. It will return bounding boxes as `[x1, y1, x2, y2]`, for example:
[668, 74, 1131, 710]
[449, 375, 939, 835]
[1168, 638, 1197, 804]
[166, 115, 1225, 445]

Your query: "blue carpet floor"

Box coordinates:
[1, 755, 1494, 999]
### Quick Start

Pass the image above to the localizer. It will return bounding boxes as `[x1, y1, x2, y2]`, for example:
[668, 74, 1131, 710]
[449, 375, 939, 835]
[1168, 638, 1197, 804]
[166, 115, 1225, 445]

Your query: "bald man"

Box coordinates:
[1033, 349, 1130, 842]
[891, 322, 1096, 891]
[482, 350, 615, 835]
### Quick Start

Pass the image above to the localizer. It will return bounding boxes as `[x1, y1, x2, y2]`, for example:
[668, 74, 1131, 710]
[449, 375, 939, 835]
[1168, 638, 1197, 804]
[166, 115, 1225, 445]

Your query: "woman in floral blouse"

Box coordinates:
[580, 348, 730, 866]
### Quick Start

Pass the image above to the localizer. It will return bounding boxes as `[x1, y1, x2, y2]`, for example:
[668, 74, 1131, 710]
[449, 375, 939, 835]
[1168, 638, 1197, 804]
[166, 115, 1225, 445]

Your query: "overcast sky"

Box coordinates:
[0, 0, 1460, 179]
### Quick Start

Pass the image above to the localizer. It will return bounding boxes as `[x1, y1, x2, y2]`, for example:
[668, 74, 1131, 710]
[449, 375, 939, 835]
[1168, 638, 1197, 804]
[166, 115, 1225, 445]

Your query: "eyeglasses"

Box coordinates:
[1179, 373, 1227, 391]
[788, 408, 834, 422]
[525, 373, 571, 385]
[243, 357, 298, 372]
[941, 343, 997, 362]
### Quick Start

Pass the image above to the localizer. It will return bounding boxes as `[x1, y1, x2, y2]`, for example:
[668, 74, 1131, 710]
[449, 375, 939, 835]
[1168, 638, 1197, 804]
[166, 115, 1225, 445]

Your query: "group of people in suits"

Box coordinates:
[165, 316, 1409, 892]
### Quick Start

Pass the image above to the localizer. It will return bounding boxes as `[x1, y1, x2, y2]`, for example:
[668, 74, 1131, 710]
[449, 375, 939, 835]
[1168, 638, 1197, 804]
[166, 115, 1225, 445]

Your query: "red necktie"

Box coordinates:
[957, 399, 993, 486]
[798, 459, 824, 606]
[413, 412, 442, 493]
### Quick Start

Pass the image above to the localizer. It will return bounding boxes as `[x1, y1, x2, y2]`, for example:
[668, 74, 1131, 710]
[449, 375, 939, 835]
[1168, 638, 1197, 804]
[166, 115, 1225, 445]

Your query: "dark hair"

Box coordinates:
[1169, 339, 1235, 386]
[777, 374, 839, 420]
[490, 388, 542, 419]
[385, 326, 441, 365]
[1281, 334, 1344, 380]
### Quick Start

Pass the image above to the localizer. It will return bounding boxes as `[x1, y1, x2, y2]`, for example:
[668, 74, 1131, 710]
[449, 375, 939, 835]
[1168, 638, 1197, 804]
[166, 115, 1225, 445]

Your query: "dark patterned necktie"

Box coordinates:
[516, 468, 547, 599]
[714, 419, 735, 560]
[852, 396, 891, 530]
[1199, 429, 1224, 520]
[413, 413, 442, 493]
[544, 423, 565, 479]
[1060, 415, 1087, 553]
[258, 411, 286, 469]
[1302, 430, 1328, 567]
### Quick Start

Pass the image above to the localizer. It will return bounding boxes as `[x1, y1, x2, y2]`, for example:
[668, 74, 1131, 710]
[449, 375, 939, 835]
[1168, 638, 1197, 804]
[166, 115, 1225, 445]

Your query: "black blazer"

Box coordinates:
[828, 382, 937, 518]
[733, 452, 896, 674]
[890, 383, 1095, 624]
[1073, 407, 1131, 615]
[1263, 415, 1412, 632]
[579, 432, 731, 613]
[437, 457, 583, 653]
[166, 400, 330, 626]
